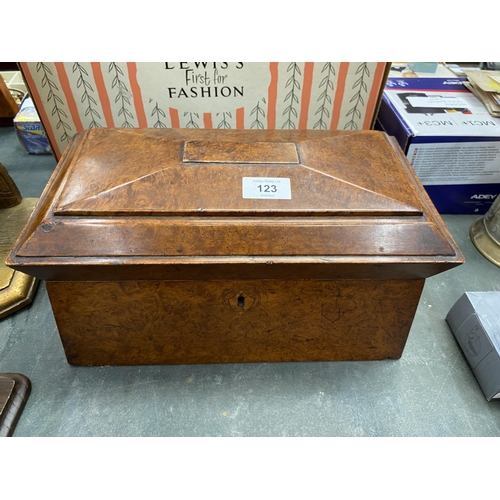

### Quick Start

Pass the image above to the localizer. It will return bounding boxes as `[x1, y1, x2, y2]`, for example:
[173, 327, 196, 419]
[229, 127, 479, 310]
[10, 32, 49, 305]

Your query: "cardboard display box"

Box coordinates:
[377, 77, 500, 214]
[446, 292, 500, 401]
[18, 62, 389, 161]
[6, 128, 463, 366]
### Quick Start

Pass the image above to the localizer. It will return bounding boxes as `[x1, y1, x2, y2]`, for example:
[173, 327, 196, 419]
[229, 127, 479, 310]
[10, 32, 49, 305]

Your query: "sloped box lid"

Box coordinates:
[7, 128, 464, 281]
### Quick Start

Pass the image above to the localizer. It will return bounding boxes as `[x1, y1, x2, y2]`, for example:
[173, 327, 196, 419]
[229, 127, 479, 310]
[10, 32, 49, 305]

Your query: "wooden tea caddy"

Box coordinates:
[7, 128, 464, 366]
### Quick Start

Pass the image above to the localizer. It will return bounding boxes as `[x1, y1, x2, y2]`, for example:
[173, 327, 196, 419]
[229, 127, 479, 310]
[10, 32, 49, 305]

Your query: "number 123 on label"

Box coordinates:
[242, 177, 292, 200]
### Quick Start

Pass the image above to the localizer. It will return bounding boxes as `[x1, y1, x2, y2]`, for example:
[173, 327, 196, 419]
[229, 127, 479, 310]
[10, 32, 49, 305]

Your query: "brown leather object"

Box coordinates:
[6, 128, 464, 366]
[0, 162, 22, 209]
[0, 373, 31, 437]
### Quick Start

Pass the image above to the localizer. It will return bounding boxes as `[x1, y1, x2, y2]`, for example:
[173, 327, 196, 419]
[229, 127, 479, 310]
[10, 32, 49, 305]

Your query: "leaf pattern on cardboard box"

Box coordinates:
[21, 62, 387, 160]
[36, 62, 73, 144]
[281, 63, 302, 129]
[313, 63, 336, 130]
[184, 112, 201, 129]
[109, 63, 135, 128]
[73, 62, 102, 129]
[343, 63, 370, 131]
[216, 111, 233, 129]
[149, 100, 167, 128]
[250, 98, 266, 130]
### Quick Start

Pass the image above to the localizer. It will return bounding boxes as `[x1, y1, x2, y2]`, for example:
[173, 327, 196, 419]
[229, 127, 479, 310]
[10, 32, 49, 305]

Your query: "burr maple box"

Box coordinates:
[7, 128, 464, 366]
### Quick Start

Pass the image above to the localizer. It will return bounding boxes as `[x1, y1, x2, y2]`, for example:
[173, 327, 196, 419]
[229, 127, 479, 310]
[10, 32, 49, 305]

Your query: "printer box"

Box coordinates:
[14, 96, 52, 154]
[446, 292, 500, 401]
[377, 78, 500, 214]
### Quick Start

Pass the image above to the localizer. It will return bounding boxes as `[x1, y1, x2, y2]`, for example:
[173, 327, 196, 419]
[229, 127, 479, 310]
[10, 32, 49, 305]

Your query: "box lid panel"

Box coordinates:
[52, 128, 423, 217]
[15, 217, 455, 258]
[7, 128, 464, 274]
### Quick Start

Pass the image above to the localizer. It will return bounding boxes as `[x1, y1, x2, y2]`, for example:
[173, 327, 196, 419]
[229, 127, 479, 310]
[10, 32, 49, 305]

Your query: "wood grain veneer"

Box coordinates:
[7, 129, 464, 366]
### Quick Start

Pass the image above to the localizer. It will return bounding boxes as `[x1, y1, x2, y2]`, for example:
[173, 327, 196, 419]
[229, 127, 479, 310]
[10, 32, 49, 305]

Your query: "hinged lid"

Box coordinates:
[7, 128, 464, 281]
[52, 128, 424, 217]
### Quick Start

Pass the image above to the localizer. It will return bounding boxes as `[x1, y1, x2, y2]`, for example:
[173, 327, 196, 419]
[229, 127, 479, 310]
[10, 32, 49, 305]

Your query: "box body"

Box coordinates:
[7, 129, 464, 366]
[377, 77, 500, 214]
[446, 292, 500, 401]
[47, 279, 424, 366]
[14, 97, 52, 154]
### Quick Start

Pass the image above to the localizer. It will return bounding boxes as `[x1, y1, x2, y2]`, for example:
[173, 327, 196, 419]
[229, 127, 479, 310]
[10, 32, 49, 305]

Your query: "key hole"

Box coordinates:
[237, 295, 245, 308]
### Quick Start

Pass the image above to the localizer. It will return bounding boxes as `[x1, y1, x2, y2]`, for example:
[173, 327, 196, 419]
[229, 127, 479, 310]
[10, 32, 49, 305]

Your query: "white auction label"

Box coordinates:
[406, 95, 470, 109]
[242, 177, 291, 199]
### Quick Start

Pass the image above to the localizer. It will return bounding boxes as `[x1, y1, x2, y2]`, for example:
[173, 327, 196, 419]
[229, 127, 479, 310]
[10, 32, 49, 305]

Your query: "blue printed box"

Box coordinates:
[14, 96, 52, 154]
[376, 77, 500, 214]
